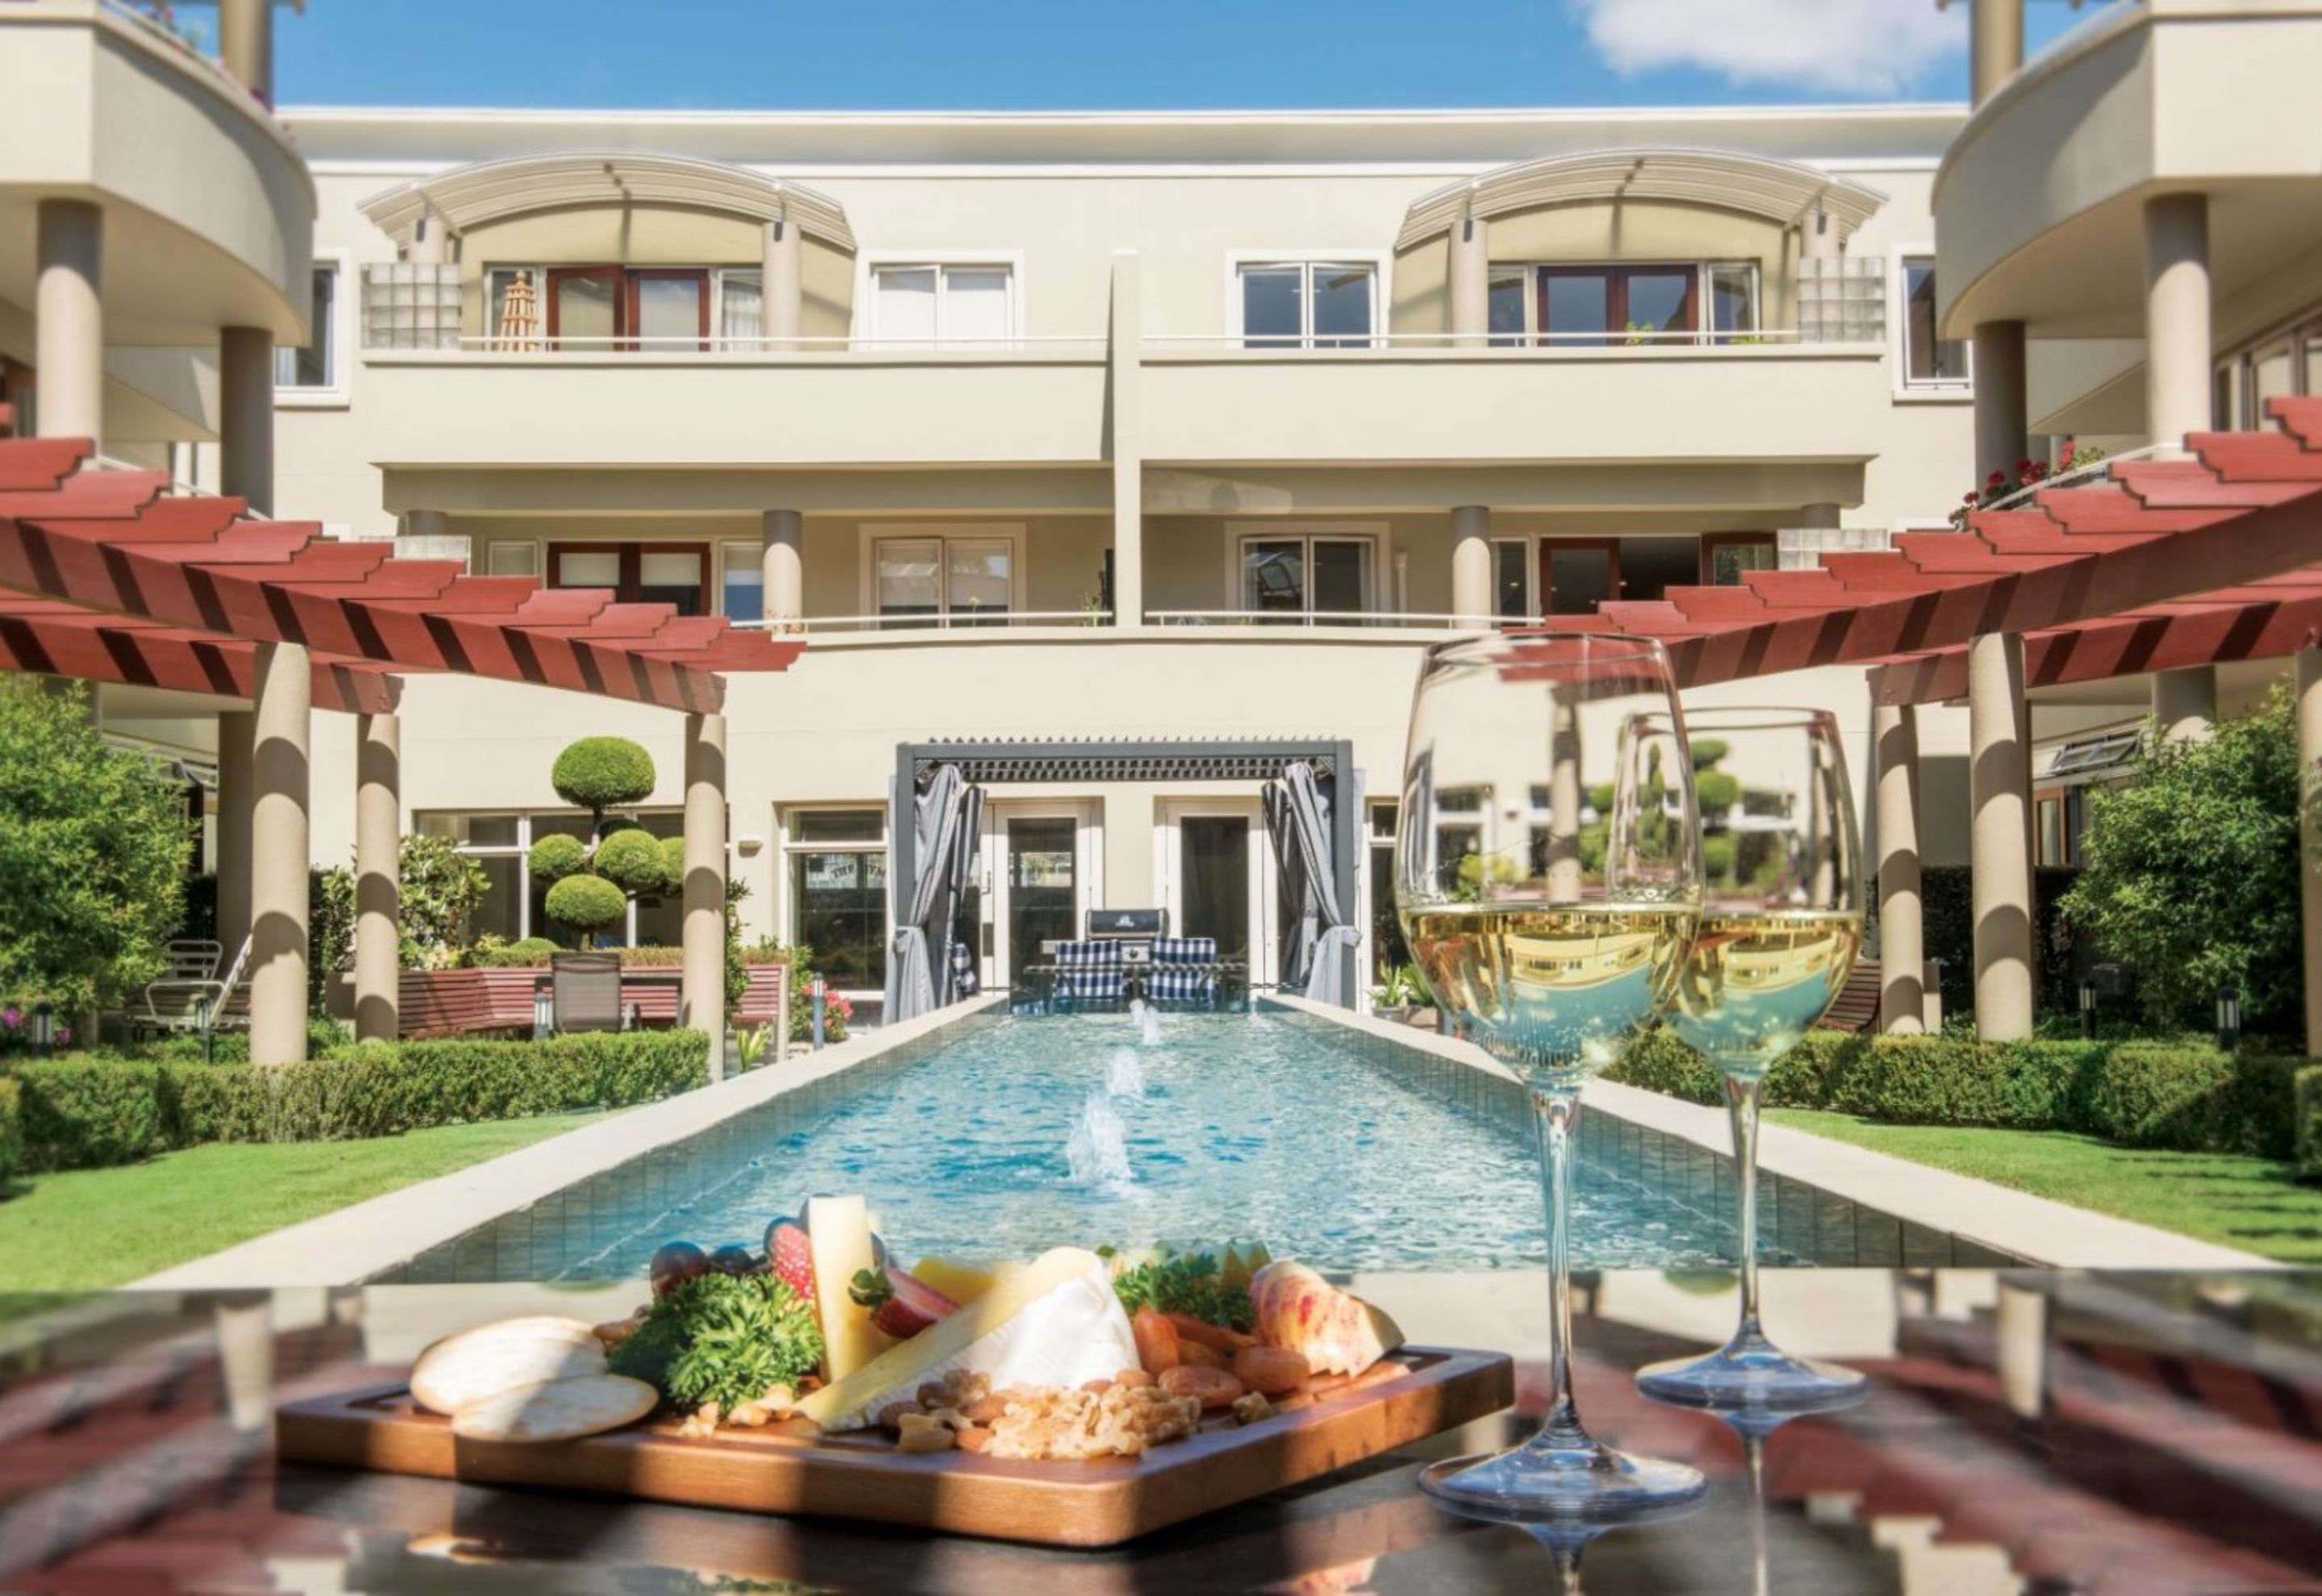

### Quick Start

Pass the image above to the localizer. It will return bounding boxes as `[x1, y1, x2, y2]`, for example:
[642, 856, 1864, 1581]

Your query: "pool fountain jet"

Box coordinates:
[1066, 1087, 1135, 1190]
[1105, 1045, 1146, 1098]
[1133, 1000, 1163, 1047]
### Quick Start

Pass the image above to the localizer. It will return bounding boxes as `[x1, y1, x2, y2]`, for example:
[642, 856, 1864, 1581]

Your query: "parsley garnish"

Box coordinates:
[610, 1273, 825, 1411]
[1111, 1252, 1255, 1332]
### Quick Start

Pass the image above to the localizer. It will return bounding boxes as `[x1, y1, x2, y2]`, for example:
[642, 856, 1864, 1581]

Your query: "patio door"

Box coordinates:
[1157, 798, 1275, 987]
[981, 801, 1100, 991]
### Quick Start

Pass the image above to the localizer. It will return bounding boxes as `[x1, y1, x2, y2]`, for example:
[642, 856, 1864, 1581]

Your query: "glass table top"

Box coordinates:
[2, 1269, 2318, 1594]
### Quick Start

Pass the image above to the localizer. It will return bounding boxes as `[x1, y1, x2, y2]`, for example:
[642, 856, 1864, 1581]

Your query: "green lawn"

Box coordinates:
[0, 1109, 617, 1291]
[1767, 1109, 2322, 1266]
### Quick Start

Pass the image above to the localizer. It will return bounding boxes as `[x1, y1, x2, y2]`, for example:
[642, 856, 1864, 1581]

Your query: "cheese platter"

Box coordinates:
[277, 1200, 1514, 1547]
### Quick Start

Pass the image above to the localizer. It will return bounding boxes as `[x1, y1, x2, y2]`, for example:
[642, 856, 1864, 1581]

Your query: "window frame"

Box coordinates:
[855, 522, 1028, 624]
[1700, 531, 1778, 586]
[2215, 304, 2322, 430]
[855, 251, 1025, 348]
[1891, 247, 1975, 399]
[1225, 251, 1389, 350]
[415, 808, 683, 948]
[275, 250, 353, 408]
[1223, 522, 1386, 621]
[545, 541, 714, 614]
[779, 804, 893, 998]
[1484, 260, 1756, 347]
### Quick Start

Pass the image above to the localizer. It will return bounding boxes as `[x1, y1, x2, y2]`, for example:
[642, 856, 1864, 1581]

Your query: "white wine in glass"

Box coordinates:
[1396, 634, 1707, 1523]
[1635, 706, 1869, 1414]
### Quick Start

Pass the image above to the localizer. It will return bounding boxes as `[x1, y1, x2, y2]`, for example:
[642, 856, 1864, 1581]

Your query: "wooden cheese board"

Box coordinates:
[277, 1345, 1513, 1548]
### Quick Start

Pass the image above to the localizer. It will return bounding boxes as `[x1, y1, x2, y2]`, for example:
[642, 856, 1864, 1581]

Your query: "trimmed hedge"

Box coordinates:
[0, 1076, 23, 1187]
[2297, 1066, 2322, 1182]
[1604, 1025, 2300, 1161]
[2, 1029, 709, 1174]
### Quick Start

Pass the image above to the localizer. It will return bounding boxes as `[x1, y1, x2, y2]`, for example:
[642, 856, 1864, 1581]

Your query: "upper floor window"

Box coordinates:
[1900, 257, 1970, 389]
[868, 263, 1014, 347]
[547, 542, 711, 615]
[1487, 262, 1758, 347]
[872, 532, 1016, 626]
[1238, 261, 1376, 349]
[485, 266, 763, 351]
[2215, 307, 2322, 429]
[276, 264, 340, 389]
[1238, 530, 1376, 621]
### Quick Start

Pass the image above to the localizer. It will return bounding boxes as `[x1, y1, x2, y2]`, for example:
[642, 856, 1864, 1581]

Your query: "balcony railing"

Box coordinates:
[1146, 609, 1481, 629]
[1144, 330, 1819, 353]
[739, 610, 1112, 636]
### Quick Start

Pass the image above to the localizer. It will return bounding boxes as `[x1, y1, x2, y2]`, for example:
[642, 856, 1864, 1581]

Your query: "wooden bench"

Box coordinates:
[1818, 958, 1883, 1033]
[397, 962, 793, 1053]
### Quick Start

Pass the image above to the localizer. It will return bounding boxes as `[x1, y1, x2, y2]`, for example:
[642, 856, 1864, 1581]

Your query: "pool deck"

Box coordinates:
[132, 994, 2275, 1291]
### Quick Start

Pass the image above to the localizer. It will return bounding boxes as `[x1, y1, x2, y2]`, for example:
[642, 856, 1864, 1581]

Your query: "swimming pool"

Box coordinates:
[384, 1006, 1767, 1283]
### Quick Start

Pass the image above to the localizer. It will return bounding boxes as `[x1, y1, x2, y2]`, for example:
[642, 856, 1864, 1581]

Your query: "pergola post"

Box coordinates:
[248, 640, 310, 1066]
[683, 711, 729, 1075]
[2299, 649, 2322, 1058]
[1969, 630, 2035, 1041]
[1450, 504, 1492, 624]
[354, 709, 400, 1042]
[762, 509, 802, 629]
[215, 710, 255, 955]
[34, 199, 103, 447]
[2153, 664, 2217, 745]
[1447, 206, 1489, 345]
[1874, 698, 1926, 1034]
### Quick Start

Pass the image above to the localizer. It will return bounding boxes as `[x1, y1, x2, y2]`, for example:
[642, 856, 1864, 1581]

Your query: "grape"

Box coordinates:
[649, 1241, 710, 1299]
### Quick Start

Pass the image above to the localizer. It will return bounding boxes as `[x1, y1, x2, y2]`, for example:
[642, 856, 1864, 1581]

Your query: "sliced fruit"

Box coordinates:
[849, 1266, 959, 1340]
[767, 1220, 817, 1299]
[801, 1195, 883, 1382]
[910, 1255, 997, 1306]
[1248, 1261, 1404, 1377]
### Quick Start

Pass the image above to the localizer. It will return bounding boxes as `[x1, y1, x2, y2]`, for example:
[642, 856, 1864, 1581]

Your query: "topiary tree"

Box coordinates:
[2060, 688, 2302, 1034]
[0, 677, 191, 1020]
[535, 736, 677, 947]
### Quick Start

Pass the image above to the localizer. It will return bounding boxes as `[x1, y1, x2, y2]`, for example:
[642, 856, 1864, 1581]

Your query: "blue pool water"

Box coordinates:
[448, 1008, 1749, 1282]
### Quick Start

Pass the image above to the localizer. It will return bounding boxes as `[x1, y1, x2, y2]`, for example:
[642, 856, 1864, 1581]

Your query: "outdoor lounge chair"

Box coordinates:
[137, 935, 251, 1041]
[1051, 939, 1125, 1004]
[550, 950, 625, 1033]
[1149, 936, 1219, 1005]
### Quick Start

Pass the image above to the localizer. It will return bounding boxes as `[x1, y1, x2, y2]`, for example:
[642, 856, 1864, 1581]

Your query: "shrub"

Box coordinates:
[2220, 1053, 2304, 1162]
[552, 738, 655, 817]
[1700, 834, 1737, 882]
[0, 1077, 21, 1187]
[312, 866, 355, 1006]
[661, 836, 689, 896]
[2089, 1041, 2237, 1151]
[2295, 1066, 2322, 1182]
[469, 936, 561, 968]
[1604, 1026, 1720, 1103]
[1761, 1029, 1863, 1109]
[1825, 1035, 2005, 1124]
[1694, 770, 1742, 813]
[0, 677, 191, 1019]
[528, 833, 587, 884]
[544, 875, 628, 942]
[399, 833, 489, 969]
[2, 1030, 709, 1170]
[596, 829, 670, 895]
[1992, 1040, 2109, 1130]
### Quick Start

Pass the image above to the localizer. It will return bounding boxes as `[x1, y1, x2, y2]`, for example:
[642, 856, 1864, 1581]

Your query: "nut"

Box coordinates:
[897, 1424, 958, 1454]
[1230, 1391, 1273, 1425]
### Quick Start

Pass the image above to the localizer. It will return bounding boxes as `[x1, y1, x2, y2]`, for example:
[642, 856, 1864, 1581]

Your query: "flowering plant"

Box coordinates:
[1949, 438, 2107, 527]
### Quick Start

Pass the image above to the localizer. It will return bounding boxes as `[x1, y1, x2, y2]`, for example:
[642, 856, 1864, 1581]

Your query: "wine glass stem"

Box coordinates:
[1725, 1071, 1766, 1340]
[1532, 1085, 1587, 1443]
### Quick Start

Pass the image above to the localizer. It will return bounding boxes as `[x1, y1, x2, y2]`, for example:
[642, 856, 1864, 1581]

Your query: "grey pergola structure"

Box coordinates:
[890, 738, 1363, 1008]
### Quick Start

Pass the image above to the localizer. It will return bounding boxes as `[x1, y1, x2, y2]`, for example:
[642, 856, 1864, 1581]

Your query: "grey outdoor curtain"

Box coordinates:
[885, 763, 983, 1022]
[1264, 760, 1356, 1004]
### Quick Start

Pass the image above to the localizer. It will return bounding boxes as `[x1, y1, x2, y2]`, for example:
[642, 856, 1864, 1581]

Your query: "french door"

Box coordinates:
[980, 802, 1100, 991]
[1539, 538, 1622, 616]
[546, 267, 711, 351]
[1157, 800, 1275, 988]
[547, 542, 714, 615]
[1536, 264, 1698, 347]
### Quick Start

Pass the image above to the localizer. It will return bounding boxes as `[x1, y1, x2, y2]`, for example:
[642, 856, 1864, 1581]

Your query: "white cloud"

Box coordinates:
[1571, 0, 1962, 96]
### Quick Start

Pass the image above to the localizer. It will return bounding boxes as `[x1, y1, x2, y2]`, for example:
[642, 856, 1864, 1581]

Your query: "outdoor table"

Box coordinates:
[4, 1268, 2316, 1592]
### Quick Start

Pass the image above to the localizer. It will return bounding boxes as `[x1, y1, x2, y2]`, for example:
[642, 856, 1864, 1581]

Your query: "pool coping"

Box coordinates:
[1268, 995, 2281, 1272]
[127, 995, 1013, 1291]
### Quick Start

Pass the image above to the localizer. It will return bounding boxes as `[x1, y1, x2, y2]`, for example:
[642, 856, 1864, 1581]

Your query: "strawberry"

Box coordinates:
[850, 1266, 959, 1340]
[766, 1220, 816, 1300]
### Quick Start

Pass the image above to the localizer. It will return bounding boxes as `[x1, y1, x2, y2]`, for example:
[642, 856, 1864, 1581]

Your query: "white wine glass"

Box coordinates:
[1396, 633, 1706, 1522]
[1634, 707, 1869, 1413]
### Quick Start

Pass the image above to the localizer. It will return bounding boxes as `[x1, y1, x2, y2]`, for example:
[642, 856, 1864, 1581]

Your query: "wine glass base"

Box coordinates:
[1633, 1332, 1867, 1415]
[1417, 1437, 1707, 1526]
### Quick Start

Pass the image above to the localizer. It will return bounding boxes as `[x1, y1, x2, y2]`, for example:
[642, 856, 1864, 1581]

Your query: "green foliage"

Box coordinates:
[1110, 1253, 1255, 1331]
[1918, 863, 2083, 1020]
[1586, 782, 1616, 814]
[527, 833, 587, 885]
[663, 836, 689, 896]
[596, 829, 671, 895]
[0, 1076, 19, 1187]
[311, 866, 355, 1006]
[2060, 689, 2301, 1033]
[2087, 1041, 2237, 1151]
[1694, 770, 1742, 813]
[545, 875, 628, 941]
[468, 936, 561, 968]
[399, 833, 489, 970]
[1688, 738, 1729, 771]
[2296, 1066, 2322, 1182]
[1, 1029, 708, 1172]
[552, 737, 656, 818]
[1603, 1026, 1722, 1102]
[610, 1272, 825, 1411]
[0, 678, 191, 1018]
[1700, 833, 1737, 882]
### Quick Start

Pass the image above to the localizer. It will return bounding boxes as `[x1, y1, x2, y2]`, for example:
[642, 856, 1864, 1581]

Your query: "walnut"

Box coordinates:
[1231, 1392, 1273, 1426]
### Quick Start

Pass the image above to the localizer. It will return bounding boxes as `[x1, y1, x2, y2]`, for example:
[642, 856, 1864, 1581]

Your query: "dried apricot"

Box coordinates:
[1231, 1345, 1311, 1395]
[1175, 1340, 1229, 1371]
[1132, 1307, 1180, 1375]
[1159, 1364, 1246, 1411]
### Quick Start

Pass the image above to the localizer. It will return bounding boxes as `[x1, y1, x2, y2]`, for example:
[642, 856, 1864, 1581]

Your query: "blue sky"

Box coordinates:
[265, 0, 2099, 111]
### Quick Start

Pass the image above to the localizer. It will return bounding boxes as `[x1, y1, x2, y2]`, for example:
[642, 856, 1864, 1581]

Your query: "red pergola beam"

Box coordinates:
[0, 601, 398, 714]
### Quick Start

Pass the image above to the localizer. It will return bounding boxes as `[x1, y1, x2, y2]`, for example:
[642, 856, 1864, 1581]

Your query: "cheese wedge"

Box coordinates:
[797, 1248, 1139, 1432]
[803, 1194, 884, 1382]
[911, 1256, 998, 1306]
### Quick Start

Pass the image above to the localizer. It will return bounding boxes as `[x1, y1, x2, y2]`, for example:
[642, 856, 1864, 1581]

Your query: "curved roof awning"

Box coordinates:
[1396, 148, 1887, 251]
[360, 152, 855, 251]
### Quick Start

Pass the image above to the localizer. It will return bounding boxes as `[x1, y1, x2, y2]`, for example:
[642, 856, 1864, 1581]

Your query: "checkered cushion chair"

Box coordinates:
[1149, 936, 1219, 1004]
[1052, 939, 1126, 1003]
[949, 937, 980, 999]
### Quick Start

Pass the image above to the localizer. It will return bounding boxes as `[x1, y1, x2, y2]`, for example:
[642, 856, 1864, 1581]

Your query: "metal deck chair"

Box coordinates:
[550, 951, 625, 1034]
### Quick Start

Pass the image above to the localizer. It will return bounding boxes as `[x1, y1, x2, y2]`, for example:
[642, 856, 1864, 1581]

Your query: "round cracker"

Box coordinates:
[421, 1315, 601, 1357]
[411, 1325, 608, 1415]
[452, 1374, 660, 1444]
